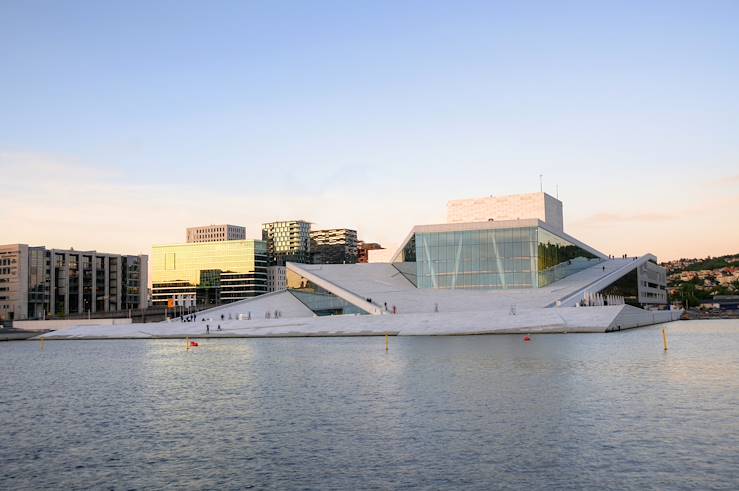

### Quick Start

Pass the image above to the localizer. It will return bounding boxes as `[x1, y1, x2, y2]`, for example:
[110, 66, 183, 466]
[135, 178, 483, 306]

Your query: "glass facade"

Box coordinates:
[286, 269, 369, 316]
[262, 221, 312, 266]
[151, 240, 268, 306]
[27, 247, 49, 319]
[396, 226, 602, 290]
[537, 228, 601, 287]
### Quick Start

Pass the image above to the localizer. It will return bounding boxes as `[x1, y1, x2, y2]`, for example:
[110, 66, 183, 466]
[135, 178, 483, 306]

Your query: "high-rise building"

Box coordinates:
[262, 220, 311, 266]
[0, 243, 147, 321]
[357, 241, 384, 263]
[186, 224, 246, 243]
[311, 229, 358, 264]
[151, 240, 268, 306]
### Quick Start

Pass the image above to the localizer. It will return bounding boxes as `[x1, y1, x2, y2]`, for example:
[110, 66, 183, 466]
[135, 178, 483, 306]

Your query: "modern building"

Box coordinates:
[184, 191, 673, 332]
[311, 228, 358, 264]
[151, 240, 268, 306]
[357, 241, 383, 263]
[267, 265, 287, 292]
[186, 224, 246, 243]
[41, 191, 680, 339]
[262, 220, 311, 266]
[0, 243, 147, 321]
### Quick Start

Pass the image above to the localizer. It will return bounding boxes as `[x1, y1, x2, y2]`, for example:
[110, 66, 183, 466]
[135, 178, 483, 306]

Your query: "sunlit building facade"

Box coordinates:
[186, 224, 246, 243]
[262, 220, 311, 266]
[0, 243, 147, 321]
[151, 240, 267, 306]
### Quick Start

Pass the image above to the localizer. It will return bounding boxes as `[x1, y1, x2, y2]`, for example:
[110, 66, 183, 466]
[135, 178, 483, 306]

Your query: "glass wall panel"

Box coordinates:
[393, 226, 602, 290]
[404, 227, 538, 289]
[286, 269, 369, 315]
[537, 228, 602, 287]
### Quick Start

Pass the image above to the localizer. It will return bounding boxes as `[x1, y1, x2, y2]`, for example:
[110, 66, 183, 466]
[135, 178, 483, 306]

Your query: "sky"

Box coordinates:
[1, 0, 738, 261]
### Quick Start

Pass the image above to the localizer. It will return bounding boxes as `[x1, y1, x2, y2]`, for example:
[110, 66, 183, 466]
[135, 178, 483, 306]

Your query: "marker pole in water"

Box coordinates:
[39, 337, 45, 351]
[186, 336, 190, 351]
[662, 328, 668, 351]
[385, 333, 389, 352]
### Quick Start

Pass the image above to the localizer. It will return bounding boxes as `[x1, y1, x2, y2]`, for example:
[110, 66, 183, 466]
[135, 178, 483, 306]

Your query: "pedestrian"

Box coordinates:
[221, 314, 224, 320]
[602, 266, 605, 271]
[217, 324, 221, 331]
[384, 302, 388, 311]
[206, 324, 210, 334]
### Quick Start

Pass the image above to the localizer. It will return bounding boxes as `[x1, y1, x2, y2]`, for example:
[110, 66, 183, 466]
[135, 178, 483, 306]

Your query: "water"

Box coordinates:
[2, 320, 738, 490]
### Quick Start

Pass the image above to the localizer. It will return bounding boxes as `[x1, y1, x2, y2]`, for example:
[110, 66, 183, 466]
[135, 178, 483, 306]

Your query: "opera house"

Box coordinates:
[43, 192, 682, 339]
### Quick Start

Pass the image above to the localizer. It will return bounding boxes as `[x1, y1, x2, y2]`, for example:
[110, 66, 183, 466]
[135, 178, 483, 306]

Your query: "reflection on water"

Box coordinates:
[1, 320, 738, 490]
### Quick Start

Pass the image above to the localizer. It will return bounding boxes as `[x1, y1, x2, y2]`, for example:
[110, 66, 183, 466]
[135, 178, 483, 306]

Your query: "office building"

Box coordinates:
[151, 239, 267, 306]
[186, 224, 246, 243]
[0, 243, 147, 321]
[311, 228, 358, 264]
[262, 220, 311, 265]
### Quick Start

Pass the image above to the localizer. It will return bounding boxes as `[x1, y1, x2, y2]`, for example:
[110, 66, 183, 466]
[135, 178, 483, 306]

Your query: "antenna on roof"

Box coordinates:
[556, 184, 559, 199]
[539, 174, 543, 193]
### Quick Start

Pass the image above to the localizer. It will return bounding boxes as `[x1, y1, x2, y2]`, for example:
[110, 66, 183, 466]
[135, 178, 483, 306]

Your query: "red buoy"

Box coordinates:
[190, 341, 199, 347]
[523, 335, 531, 342]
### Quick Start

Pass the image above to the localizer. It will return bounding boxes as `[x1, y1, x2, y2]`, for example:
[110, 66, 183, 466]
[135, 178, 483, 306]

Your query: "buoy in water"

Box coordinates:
[523, 335, 531, 342]
[190, 341, 199, 347]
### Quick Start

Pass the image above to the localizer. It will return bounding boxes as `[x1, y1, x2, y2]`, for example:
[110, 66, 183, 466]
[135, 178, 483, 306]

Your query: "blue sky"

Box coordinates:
[1, 1, 738, 259]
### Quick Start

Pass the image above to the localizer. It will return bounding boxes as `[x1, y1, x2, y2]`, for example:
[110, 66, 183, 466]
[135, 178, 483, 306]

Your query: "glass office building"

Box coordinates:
[151, 240, 268, 306]
[394, 224, 602, 290]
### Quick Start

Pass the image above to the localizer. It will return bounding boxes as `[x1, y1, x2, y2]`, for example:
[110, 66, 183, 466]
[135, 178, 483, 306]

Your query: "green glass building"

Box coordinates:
[151, 240, 267, 306]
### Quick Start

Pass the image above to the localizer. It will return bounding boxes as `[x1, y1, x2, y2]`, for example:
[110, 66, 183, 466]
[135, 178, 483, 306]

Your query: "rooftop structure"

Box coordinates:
[186, 224, 246, 243]
[447, 192, 563, 231]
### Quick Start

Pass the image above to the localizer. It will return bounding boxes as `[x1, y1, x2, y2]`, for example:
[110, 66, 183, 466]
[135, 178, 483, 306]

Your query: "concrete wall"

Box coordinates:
[13, 318, 133, 331]
[638, 260, 668, 304]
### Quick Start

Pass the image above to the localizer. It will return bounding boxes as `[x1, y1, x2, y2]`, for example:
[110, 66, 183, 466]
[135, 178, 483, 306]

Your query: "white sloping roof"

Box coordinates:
[288, 256, 655, 315]
[187, 290, 315, 320]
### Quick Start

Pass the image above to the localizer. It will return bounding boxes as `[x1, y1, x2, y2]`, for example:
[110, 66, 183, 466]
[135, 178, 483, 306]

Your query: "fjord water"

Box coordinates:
[2, 320, 738, 490]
